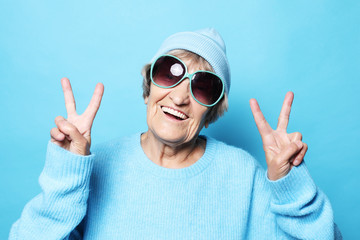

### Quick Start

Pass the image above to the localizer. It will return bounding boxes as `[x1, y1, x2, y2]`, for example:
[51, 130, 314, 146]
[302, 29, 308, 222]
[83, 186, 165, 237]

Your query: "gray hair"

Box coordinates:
[141, 49, 228, 125]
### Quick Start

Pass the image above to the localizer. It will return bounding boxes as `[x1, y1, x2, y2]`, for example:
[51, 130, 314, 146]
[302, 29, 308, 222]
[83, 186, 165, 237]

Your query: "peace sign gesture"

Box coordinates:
[250, 92, 308, 181]
[50, 78, 104, 155]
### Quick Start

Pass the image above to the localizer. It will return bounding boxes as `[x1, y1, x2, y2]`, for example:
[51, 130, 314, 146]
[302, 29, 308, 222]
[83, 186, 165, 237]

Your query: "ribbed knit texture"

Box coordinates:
[9, 133, 342, 240]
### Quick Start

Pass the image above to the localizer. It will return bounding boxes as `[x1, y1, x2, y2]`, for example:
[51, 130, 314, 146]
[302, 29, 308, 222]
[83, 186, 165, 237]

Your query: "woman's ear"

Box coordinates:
[144, 96, 148, 104]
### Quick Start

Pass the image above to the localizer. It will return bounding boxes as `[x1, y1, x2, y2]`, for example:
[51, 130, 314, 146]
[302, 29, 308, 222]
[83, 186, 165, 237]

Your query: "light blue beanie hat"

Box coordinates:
[151, 28, 231, 94]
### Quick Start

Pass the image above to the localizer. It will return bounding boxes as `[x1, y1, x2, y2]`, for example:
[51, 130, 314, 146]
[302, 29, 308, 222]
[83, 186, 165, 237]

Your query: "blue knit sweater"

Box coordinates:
[9, 133, 342, 239]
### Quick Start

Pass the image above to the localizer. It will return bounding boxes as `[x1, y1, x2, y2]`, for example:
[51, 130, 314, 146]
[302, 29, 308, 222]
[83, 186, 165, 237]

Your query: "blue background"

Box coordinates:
[1, 0, 359, 239]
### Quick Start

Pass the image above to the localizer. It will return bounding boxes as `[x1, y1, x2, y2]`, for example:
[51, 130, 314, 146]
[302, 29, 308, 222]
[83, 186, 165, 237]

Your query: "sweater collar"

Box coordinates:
[133, 132, 216, 179]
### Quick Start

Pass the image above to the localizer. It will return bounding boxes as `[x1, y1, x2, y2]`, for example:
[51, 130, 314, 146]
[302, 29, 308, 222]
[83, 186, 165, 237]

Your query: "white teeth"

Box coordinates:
[162, 107, 187, 120]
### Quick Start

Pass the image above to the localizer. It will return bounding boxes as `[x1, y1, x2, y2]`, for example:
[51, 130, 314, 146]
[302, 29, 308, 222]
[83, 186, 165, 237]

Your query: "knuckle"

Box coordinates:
[271, 153, 285, 164]
[76, 135, 86, 143]
[55, 115, 64, 123]
[290, 142, 299, 152]
[75, 137, 88, 149]
[50, 127, 58, 135]
[57, 120, 67, 130]
[81, 138, 89, 146]
[57, 119, 75, 134]
[65, 124, 78, 134]
[295, 132, 302, 140]
[291, 132, 302, 141]
[304, 143, 308, 151]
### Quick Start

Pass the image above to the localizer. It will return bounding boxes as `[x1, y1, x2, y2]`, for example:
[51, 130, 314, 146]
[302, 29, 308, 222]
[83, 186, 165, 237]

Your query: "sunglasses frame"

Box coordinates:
[150, 54, 225, 107]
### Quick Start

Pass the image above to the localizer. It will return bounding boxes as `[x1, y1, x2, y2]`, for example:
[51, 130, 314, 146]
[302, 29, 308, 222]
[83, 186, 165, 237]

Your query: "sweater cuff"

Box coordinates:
[266, 161, 317, 204]
[43, 141, 95, 181]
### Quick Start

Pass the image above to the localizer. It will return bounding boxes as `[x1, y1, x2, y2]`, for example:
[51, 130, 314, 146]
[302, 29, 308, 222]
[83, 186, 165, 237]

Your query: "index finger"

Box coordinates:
[250, 98, 273, 138]
[83, 83, 104, 122]
[277, 91, 294, 131]
[61, 78, 77, 116]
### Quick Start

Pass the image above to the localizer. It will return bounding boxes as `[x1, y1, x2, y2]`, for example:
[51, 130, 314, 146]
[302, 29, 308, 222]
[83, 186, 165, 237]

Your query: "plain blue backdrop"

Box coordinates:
[1, 0, 359, 239]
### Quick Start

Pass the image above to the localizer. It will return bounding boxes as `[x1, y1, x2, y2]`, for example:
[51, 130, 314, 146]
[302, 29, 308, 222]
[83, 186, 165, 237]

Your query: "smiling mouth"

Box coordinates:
[161, 106, 188, 121]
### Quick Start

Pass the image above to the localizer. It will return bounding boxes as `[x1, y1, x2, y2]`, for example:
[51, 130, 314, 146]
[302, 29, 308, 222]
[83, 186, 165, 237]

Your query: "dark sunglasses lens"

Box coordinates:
[152, 56, 185, 87]
[191, 72, 223, 105]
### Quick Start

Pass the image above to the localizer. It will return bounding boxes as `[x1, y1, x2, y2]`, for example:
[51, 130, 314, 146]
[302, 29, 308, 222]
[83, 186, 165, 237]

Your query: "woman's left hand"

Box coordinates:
[250, 91, 308, 181]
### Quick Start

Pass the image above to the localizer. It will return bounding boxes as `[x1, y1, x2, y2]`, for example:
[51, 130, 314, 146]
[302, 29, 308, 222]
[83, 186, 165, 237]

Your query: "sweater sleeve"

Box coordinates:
[9, 141, 94, 240]
[267, 161, 342, 239]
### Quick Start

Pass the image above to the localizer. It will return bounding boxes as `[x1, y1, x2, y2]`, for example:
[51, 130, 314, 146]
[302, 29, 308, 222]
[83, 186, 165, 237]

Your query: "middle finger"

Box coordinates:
[277, 91, 294, 131]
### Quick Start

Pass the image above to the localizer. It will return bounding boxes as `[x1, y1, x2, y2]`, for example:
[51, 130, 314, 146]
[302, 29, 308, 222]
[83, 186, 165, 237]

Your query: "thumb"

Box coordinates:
[267, 141, 304, 180]
[275, 140, 303, 164]
[54, 116, 89, 155]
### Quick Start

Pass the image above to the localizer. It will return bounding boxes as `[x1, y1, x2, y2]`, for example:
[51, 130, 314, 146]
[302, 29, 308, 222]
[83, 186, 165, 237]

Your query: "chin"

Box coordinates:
[154, 128, 192, 145]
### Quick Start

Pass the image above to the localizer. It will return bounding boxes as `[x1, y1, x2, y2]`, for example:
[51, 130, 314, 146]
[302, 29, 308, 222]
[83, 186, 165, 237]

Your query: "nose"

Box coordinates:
[169, 78, 191, 106]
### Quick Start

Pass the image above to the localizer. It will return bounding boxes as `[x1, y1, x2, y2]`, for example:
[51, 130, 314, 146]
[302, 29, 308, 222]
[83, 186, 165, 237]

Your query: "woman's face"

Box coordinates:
[144, 57, 210, 146]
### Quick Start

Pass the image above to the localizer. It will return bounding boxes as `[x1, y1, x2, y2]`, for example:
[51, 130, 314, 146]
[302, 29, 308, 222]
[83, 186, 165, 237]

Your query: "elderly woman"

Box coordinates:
[10, 28, 341, 239]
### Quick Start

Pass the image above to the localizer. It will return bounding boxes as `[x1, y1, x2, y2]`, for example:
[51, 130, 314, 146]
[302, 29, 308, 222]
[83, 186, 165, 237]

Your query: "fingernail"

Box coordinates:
[295, 140, 303, 148]
[293, 159, 299, 165]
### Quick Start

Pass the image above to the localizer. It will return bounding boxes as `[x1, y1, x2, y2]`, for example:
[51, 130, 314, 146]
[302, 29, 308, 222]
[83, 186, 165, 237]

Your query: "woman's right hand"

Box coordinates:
[50, 78, 104, 155]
